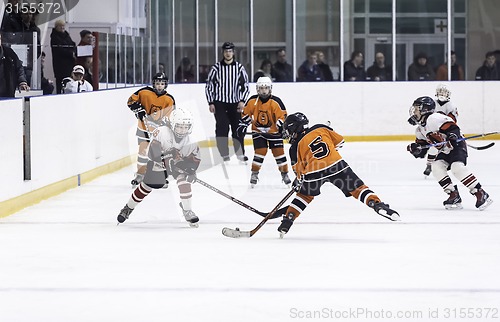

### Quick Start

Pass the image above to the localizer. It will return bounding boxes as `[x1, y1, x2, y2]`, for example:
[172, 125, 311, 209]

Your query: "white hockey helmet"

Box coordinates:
[435, 84, 451, 102]
[256, 76, 272, 99]
[170, 107, 193, 138]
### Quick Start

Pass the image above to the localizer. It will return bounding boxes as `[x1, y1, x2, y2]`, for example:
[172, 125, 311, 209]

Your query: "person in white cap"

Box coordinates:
[61, 64, 93, 93]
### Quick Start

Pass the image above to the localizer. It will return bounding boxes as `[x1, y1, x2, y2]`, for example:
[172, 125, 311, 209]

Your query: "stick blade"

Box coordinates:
[222, 227, 251, 238]
[476, 142, 495, 150]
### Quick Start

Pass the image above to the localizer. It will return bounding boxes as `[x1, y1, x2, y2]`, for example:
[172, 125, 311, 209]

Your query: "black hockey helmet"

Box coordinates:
[409, 96, 435, 125]
[152, 72, 168, 94]
[283, 112, 309, 144]
[222, 41, 235, 51]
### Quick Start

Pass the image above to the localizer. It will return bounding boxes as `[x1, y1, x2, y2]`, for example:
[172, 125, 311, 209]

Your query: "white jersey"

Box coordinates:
[152, 125, 199, 160]
[415, 113, 458, 154]
[435, 99, 458, 122]
[61, 78, 94, 93]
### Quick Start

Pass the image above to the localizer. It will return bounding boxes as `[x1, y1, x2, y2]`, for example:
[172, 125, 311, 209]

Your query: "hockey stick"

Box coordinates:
[424, 131, 499, 149]
[222, 188, 295, 238]
[466, 142, 495, 151]
[173, 167, 267, 217]
[194, 177, 267, 217]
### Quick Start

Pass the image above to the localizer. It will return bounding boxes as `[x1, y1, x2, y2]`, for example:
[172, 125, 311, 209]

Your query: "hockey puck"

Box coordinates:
[235, 227, 240, 231]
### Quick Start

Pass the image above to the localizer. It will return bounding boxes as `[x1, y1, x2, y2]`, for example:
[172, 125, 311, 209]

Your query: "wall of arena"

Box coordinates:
[1, 82, 499, 216]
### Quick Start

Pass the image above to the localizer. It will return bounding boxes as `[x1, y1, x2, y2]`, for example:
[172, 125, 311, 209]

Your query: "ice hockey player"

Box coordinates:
[117, 108, 201, 227]
[237, 76, 291, 188]
[410, 84, 460, 176]
[127, 72, 176, 187]
[276, 112, 400, 237]
[407, 96, 492, 210]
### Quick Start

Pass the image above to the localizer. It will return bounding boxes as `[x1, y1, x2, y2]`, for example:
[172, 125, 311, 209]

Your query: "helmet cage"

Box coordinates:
[436, 84, 451, 102]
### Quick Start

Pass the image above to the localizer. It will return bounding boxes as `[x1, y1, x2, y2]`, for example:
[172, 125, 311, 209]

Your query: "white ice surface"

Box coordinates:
[1, 142, 499, 322]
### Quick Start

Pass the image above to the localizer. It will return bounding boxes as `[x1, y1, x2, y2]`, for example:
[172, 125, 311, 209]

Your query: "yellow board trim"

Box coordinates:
[0, 155, 135, 218]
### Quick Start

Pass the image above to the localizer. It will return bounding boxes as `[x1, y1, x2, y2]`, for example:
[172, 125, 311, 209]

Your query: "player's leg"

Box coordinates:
[176, 174, 199, 226]
[277, 180, 320, 235]
[118, 162, 169, 223]
[269, 138, 291, 185]
[432, 159, 462, 209]
[332, 166, 399, 220]
[132, 126, 150, 186]
[450, 162, 493, 210]
[227, 103, 247, 161]
[213, 102, 231, 161]
[250, 135, 268, 187]
[424, 146, 438, 176]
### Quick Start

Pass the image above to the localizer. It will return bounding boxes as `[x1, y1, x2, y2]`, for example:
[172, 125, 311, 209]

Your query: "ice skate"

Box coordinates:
[277, 213, 295, 238]
[423, 164, 432, 177]
[179, 202, 199, 227]
[443, 185, 463, 210]
[131, 173, 144, 188]
[250, 171, 259, 188]
[281, 172, 291, 187]
[117, 204, 134, 224]
[237, 154, 248, 165]
[222, 156, 230, 162]
[472, 188, 493, 211]
[369, 201, 400, 221]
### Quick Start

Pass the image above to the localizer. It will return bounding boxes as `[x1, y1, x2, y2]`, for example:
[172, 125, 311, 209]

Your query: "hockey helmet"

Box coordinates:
[256, 76, 272, 99]
[409, 96, 435, 125]
[221, 42, 235, 51]
[170, 108, 193, 139]
[282, 112, 309, 144]
[152, 72, 168, 94]
[435, 84, 451, 102]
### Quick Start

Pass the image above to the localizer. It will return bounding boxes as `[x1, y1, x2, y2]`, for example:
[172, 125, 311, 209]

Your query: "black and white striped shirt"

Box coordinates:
[205, 60, 250, 104]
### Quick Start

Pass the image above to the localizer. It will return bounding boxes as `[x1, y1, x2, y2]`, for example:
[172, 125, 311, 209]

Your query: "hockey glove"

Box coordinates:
[292, 177, 303, 192]
[236, 122, 249, 138]
[276, 119, 284, 134]
[129, 102, 146, 120]
[407, 143, 427, 158]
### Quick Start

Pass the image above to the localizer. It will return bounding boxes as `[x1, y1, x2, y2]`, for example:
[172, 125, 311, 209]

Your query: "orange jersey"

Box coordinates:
[289, 125, 346, 180]
[242, 94, 287, 134]
[128, 87, 176, 130]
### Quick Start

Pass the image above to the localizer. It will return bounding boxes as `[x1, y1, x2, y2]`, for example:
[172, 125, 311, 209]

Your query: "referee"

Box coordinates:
[205, 42, 250, 162]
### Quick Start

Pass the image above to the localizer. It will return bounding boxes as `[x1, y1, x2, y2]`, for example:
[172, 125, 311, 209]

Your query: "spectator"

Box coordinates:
[175, 57, 196, 83]
[0, 33, 29, 98]
[297, 52, 324, 82]
[61, 65, 93, 93]
[344, 51, 366, 81]
[366, 52, 392, 81]
[475, 51, 499, 81]
[253, 59, 274, 82]
[75, 29, 94, 66]
[50, 20, 76, 94]
[1, 0, 22, 33]
[315, 51, 334, 81]
[158, 62, 166, 74]
[408, 52, 435, 81]
[82, 56, 94, 87]
[40, 52, 54, 95]
[436, 51, 464, 81]
[205, 41, 250, 162]
[272, 48, 293, 82]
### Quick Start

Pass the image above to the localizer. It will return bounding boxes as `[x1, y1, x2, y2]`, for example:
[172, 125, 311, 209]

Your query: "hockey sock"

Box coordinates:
[181, 197, 192, 211]
[350, 184, 380, 206]
[128, 182, 152, 209]
[450, 162, 479, 192]
[438, 176, 454, 193]
[271, 147, 288, 173]
[284, 193, 314, 219]
[251, 147, 267, 172]
[177, 177, 192, 207]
